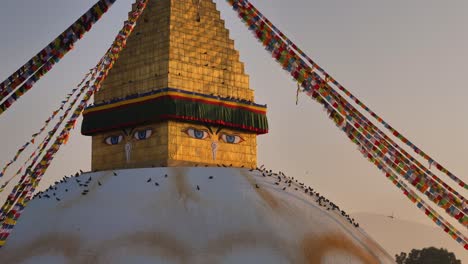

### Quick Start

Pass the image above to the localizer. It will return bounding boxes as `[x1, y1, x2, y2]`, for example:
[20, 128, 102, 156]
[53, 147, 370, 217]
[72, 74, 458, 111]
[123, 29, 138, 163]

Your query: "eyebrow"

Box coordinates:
[204, 125, 214, 134]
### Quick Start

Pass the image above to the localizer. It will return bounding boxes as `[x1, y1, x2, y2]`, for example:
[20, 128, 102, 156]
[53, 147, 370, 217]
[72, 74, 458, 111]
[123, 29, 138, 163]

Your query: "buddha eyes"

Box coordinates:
[183, 127, 244, 144]
[104, 128, 243, 145]
[105, 135, 123, 145]
[104, 129, 153, 145]
[134, 129, 152, 140]
[184, 128, 210, 140]
[220, 133, 244, 144]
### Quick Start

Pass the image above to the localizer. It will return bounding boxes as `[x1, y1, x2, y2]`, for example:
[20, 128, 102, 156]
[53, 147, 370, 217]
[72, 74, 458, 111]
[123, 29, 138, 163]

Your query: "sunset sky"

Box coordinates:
[0, 0, 467, 260]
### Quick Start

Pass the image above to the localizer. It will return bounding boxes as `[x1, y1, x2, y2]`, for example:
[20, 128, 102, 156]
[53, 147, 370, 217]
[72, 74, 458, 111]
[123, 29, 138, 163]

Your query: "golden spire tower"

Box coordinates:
[81, 0, 268, 170]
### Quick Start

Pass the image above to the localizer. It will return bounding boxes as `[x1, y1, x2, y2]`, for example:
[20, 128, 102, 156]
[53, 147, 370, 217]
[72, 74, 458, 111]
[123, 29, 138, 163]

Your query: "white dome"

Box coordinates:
[0, 167, 394, 263]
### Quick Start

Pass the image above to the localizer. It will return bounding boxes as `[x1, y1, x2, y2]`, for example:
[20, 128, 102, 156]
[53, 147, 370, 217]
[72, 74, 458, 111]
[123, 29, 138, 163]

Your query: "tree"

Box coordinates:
[395, 247, 461, 264]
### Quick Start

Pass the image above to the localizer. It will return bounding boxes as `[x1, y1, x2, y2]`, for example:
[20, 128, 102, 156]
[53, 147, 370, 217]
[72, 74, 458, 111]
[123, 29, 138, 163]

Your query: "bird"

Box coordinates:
[164, 174, 168, 178]
[197, 185, 200, 191]
[147, 178, 152, 183]
[209, 176, 214, 179]
[98, 181, 102, 186]
[155, 182, 159, 186]
[113, 172, 117, 176]
[255, 184, 260, 189]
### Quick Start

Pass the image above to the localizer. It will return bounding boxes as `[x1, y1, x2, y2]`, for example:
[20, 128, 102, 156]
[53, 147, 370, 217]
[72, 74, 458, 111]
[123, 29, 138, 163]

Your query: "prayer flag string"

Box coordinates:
[0, 70, 94, 180]
[226, 0, 468, 249]
[230, 0, 467, 191]
[0, 69, 98, 197]
[0, 0, 149, 248]
[310, 71, 467, 226]
[0, 70, 98, 218]
[228, 0, 466, 219]
[310, 72, 467, 220]
[0, 0, 117, 116]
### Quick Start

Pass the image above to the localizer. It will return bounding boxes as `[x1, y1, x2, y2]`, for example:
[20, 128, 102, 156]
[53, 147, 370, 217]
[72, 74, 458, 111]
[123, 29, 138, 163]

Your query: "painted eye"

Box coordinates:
[134, 129, 152, 140]
[105, 135, 123, 145]
[220, 133, 244, 144]
[184, 128, 210, 140]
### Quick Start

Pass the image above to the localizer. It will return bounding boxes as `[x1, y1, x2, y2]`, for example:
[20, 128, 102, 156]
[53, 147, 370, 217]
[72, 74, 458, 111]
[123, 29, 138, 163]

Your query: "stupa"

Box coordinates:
[81, 0, 267, 170]
[0, 1, 394, 263]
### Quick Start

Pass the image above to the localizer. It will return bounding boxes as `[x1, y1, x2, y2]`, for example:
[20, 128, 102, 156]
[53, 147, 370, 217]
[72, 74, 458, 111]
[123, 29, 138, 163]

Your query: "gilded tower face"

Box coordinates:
[169, 122, 258, 168]
[91, 120, 258, 171]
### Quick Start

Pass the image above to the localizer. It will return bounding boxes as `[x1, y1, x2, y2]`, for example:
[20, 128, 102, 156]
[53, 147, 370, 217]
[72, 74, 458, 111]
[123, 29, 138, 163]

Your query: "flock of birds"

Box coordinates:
[251, 165, 360, 228]
[31, 165, 360, 229]
[88, 87, 263, 109]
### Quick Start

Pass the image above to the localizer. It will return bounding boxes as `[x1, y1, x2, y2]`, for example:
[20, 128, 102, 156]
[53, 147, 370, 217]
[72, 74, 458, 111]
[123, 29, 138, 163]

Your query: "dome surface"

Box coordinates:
[0, 167, 394, 263]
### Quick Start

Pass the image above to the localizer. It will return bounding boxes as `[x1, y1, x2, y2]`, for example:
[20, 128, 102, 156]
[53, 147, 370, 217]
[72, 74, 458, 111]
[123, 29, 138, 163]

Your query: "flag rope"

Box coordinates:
[0, 0, 117, 116]
[0, 0, 149, 248]
[229, 0, 467, 191]
[0, 70, 94, 180]
[226, 0, 468, 249]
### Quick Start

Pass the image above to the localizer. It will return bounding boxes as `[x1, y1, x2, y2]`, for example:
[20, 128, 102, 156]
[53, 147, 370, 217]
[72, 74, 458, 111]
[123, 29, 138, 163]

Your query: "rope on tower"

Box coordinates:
[0, 69, 98, 196]
[0, 0, 118, 116]
[322, 74, 467, 207]
[355, 131, 468, 246]
[0, 0, 149, 248]
[242, 0, 468, 219]
[304, 69, 468, 216]
[226, 0, 468, 249]
[232, 0, 467, 223]
[230, 0, 467, 221]
[0, 67, 101, 218]
[0, 70, 94, 181]
[231, 0, 467, 191]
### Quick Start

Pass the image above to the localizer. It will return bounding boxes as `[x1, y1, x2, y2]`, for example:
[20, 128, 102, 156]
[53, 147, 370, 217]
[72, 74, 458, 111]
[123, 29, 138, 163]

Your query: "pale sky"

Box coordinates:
[0, 0, 467, 260]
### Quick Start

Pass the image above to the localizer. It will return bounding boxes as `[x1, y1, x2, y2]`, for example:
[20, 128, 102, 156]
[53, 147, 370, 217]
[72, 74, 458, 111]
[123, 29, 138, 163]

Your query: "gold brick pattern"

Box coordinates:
[91, 123, 169, 171]
[95, 0, 171, 102]
[167, 121, 257, 168]
[90, 0, 261, 170]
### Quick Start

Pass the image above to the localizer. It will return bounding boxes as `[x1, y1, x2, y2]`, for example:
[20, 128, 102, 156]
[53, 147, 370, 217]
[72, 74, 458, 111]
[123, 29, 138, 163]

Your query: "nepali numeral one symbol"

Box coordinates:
[125, 142, 132, 163]
[211, 141, 218, 160]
